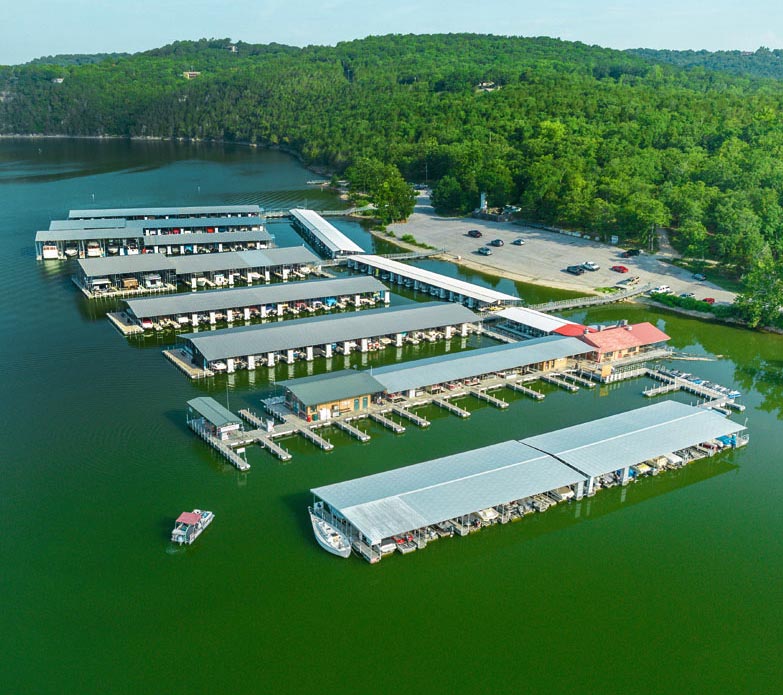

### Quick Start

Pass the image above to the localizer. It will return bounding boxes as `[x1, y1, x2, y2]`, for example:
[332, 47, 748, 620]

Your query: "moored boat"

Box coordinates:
[170, 509, 214, 545]
[309, 506, 351, 558]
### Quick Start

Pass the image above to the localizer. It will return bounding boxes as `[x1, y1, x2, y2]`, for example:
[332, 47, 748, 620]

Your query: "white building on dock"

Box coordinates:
[290, 208, 365, 259]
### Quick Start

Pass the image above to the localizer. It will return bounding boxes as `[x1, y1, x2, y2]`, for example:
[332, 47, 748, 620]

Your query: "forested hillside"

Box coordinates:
[3, 33, 783, 301]
[628, 47, 783, 80]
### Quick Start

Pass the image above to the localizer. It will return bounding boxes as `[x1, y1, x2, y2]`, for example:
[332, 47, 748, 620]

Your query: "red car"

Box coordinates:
[611, 265, 629, 273]
[702, 297, 716, 305]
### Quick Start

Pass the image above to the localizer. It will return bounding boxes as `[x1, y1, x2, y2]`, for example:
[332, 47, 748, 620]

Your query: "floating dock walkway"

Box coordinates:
[468, 388, 509, 409]
[432, 398, 471, 418]
[370, 411, 406, 433]
[505, 380, 545, 400]
[391, 406, 430, 428]
[189, 420, 251, 471]
[334, 418, 371, 442]
[539, 373, 580, 393]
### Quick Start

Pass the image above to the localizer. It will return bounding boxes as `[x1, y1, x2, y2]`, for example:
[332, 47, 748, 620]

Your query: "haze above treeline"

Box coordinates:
[3, 33, 783, 322]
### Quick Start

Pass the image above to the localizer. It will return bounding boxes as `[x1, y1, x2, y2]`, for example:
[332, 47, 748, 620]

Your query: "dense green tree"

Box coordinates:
[734, 260, 783, 327]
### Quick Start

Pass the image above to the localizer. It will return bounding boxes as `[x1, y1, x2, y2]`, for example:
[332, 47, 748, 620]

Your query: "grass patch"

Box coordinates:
[666, 258, 744, 293]
[400, 233, 436, 249]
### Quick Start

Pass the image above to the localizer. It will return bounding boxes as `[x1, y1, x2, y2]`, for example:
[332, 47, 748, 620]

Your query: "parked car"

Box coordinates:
[467, 229, 482, 238]
[680, 292, 695, 298]
[693, 273, 706, 281]
[566, 265, 585, 275]
[702, 297, 716, 304]
[621, 249, 641, 258]
[477, 246, 493, 256]
[512, 238, 525, 246]
[582, 261, 600, 271]
[650, 285, 672, 294]
[489, 239, 504, 247]
[610, 265, 629, 273]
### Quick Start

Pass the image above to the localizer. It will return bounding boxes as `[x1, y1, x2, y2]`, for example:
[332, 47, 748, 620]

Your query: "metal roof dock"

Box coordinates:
[124, 276, 388, 321]
[290, 208, 365, 258]
[181, 302, 477, 364]
[50, 215, 266, 233]
[69, 205, 262, 220]
[346, 254, 518, 308]
[370, 335, 592, 394]
[281, 371, 385, 407]
[522, 400, 746, 480]
[186, 396, 241, 428]
[312, 441, 583, 545]
[310, 402, 749, 561]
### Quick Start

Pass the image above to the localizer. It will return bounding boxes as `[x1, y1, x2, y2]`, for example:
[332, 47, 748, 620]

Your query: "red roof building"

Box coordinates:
[578, 322, 670, 362]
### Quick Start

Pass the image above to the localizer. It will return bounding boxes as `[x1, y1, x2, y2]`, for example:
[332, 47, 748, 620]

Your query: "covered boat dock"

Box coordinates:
[290, 208, 365, 259]
[522, 400, 748, 495]
[179, 301, 478, 373]
[122, 276, 390, 330]
[310, 401, 748, 562]
[37, 214, 269, 260]
[68, 204, 262, 220]
[76, 247, 321, 298]
[346, 254, 518, 308]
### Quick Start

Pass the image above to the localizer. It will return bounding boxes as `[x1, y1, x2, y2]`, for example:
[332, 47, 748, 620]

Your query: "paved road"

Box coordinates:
[389, 197, 735, 304]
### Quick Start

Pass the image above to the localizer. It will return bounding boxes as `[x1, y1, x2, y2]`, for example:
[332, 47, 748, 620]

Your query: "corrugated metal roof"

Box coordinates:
[312, 441, 584, 544]
[348, 254, 518, 304]
[496, 307, 581, 333]
[171, 247, 319, 274]
[50, 215, 265, 232]
[371, 335, 592, 393]
[69, 205, 262, 219]
[280, 370, 385, 406]
[50, 219, 128, 231]
[37, 228, 139, 242]
[78, 255, 174, 277]
[124, 277, 386, 318]
[181, 302, 478, 361]
[78, 247, 319, 278]
[142, 230, 271, 246]
[186, 396, 240, 428]
[522, 401, 746, 478]
[290, 208, 364, 255]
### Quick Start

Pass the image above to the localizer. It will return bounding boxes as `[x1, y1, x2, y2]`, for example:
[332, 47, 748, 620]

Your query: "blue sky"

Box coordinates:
[3, 0, 783, 65]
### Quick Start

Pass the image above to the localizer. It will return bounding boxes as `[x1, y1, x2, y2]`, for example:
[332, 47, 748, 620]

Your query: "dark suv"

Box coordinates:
[566, 265, 585, 275]
[467, 229, 482, 238]
[621, 249, 641, 258]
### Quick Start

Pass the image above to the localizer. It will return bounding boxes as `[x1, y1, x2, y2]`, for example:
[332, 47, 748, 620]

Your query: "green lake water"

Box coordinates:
[1, 139, 780, 694]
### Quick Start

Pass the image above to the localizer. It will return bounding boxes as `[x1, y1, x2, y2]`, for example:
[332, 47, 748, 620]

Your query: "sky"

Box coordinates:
[2, 0, 783, 65]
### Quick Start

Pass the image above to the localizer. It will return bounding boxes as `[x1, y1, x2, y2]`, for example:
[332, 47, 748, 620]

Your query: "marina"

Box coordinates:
[309, 401, 748, 562]
[75, 247, 322, 298]
[37, 205, 267, 260]
[178, 301, 478, 375]
[119, 276, 390, 332]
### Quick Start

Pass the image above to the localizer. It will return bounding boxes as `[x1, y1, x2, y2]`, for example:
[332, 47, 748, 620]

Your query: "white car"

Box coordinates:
[582, 261, 600, 271]
[651, 285, 672, 294]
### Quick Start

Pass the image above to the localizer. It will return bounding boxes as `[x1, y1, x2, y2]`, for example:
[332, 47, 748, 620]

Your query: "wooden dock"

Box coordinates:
[468, 388, 509, 409]
[391, 406, 431, 428]
[432, 398, 471, 418]
[370, 411, 406, 433]
[164, 348, 214, 379]
[334, 418, 371, 442]
[107, 312, 144, 336]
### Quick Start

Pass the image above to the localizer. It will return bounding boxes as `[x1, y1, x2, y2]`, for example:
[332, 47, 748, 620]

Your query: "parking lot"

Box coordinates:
[388, 197, 735, 304]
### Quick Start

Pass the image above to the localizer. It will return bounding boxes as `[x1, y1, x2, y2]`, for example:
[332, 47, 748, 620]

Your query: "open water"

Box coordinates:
[0, 139, 780, 694]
